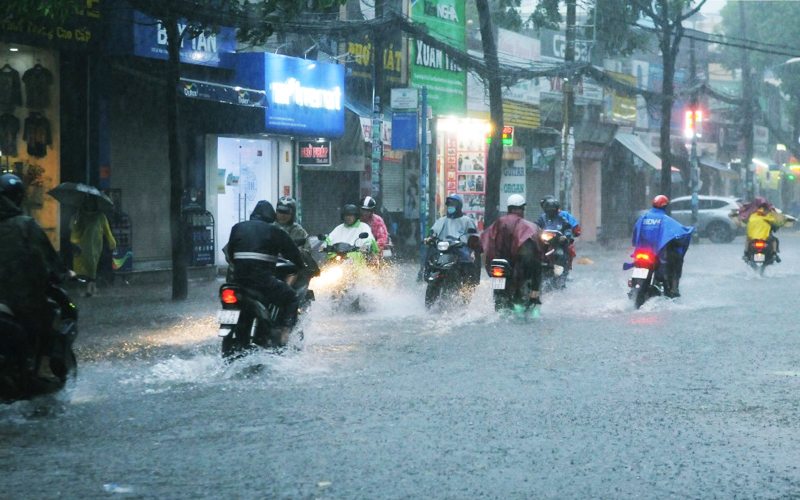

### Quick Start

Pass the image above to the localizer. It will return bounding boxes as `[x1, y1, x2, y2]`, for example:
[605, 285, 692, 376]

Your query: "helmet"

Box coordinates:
[540, 195, 556, 210]
[360, 196, 377, 211]
[276, 196, 296, 214]
[652, 195, 669, 208]
[250, 200, 276, 223]
[0, 173, 25, 207]
[342, 204, 359, 216]
[542, 198, 560, 213]
[507, 194, 526, 208]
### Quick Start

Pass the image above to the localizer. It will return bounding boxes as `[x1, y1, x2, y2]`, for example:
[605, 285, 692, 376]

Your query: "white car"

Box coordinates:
[634, 195, 744, 243]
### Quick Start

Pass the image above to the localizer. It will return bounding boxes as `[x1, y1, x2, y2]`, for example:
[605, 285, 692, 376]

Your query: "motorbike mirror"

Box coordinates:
[317, 234, 327, 241]
[359, 232, 369, 239]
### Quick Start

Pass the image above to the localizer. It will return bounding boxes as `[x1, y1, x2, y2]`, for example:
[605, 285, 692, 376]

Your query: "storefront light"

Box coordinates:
[9, 48, 19, 52]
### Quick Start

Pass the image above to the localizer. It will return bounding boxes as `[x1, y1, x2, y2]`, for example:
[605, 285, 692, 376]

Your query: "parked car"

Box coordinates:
[633, 195, 744, 243]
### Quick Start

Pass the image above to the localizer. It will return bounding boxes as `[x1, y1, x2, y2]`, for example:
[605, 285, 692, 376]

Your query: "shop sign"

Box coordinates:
[0, 3, 101, 50]
[392, 111, 418, 150]
[297, 141, 332, 166]
[130, 11, 237, 68]
[179, 78, 267, 108]
[410, 0, 466, 116]
[235, 53, 345, 137]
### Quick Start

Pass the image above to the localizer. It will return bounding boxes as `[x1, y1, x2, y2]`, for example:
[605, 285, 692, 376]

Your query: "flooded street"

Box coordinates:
[2, 237, 800, 499]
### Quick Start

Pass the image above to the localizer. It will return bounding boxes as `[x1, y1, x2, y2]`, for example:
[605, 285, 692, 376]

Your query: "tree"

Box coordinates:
[718, 1, 800, 165]
[121, 0, 345, 300]
[631, 0, 706, 199]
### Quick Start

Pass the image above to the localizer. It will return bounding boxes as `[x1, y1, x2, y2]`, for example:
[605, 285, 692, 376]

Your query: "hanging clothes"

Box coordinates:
[23, 112, 51, 158]
[0, 113, 20, 157]
[22, 64, 53, 109]
[0, 64, 23, 113]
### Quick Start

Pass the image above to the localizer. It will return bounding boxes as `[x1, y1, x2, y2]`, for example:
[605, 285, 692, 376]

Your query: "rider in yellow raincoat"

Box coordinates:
[745, 203, 787, 262]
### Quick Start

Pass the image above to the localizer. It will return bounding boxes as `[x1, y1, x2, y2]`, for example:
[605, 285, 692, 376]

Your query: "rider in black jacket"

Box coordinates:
[226, 201, 306, 343]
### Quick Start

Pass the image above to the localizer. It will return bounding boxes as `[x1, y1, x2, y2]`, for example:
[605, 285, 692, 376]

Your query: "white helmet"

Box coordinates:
[507, 194, 526, 208]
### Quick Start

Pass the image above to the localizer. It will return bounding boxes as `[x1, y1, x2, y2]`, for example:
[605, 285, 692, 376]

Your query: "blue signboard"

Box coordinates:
[392, 111, 418, 150]
[128, 11, 237, 68]
[235, 53, 345, 138]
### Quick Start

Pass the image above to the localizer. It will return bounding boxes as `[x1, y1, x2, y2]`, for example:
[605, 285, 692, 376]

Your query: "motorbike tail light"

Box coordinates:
[491, 266, 506, 277]
[221, 288, 238, 304]
[753, 240, 767, 250]
[633, 249, 656, 267]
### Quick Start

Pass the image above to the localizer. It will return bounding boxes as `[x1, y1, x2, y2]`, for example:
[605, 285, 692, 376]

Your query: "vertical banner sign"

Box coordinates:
[372, 101, 382, 197]
[410, 0, 467, 116]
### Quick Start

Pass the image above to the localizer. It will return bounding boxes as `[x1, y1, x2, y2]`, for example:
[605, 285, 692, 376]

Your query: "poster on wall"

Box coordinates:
[448, 128, 487, 230]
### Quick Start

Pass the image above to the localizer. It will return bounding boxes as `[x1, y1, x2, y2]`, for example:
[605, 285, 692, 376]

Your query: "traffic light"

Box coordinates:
[684, 108, 703, 140]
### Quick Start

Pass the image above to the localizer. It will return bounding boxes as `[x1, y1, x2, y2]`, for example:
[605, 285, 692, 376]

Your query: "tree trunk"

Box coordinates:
[475, 0, 503, 226]
[165, 16, 188, 300]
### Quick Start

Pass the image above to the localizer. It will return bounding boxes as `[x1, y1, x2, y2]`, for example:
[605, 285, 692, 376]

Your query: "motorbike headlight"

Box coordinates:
[437, 241, 451, 251]
[541, 233, 554, 242]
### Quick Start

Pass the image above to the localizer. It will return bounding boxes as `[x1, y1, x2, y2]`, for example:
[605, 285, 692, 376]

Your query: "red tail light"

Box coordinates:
[753, 240, 767, 250]
[491, 267, 505, 277]
[221, 288, 238, 304]
[633, 248, 656, 268]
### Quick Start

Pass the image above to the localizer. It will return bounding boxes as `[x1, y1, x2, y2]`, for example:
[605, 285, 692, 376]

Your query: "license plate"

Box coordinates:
[754, 253, 765, 262]
[217, 310, 240, 324]
[490, 277, 506, 289]
[631, 267, 649, 279]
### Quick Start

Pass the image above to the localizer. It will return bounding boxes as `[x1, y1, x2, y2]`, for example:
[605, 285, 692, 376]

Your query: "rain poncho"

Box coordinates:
[430, 195, 477, 263]
[746, 209, 786, 241]
[480, 213, 541, 287]
[70, 208, 116, 279]
[326, 220, 379, 261]
[631, 207, 694, 258]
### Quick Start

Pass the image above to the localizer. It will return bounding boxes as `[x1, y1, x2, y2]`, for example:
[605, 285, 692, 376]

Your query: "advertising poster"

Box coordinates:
[603, 71, 637, 124]
[448, 127, 487, 230]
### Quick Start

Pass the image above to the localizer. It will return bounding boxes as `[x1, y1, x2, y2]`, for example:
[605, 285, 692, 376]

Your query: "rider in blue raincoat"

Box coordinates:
[631, 195, 694, 298]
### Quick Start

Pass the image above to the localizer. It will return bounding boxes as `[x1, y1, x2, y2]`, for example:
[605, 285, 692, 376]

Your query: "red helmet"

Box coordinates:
[652, 195, 669, 208]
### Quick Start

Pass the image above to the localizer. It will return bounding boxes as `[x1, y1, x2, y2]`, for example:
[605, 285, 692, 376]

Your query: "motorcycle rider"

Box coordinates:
[631, 195, 694, 298]
[359, 196, 390, 254]
[325, 204, 379, 260]
[744, 201, 786, 263]
[274, 195, 320, 297]
[480, 194, 543, 308]
[225, 200, 307, 345]
[425, 194, 480, 286]
[538, 195, 580, 269]
[0, 173, 69, 384]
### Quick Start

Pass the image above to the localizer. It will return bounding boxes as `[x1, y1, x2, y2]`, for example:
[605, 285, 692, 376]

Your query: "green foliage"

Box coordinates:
[0, 0, 84, 24]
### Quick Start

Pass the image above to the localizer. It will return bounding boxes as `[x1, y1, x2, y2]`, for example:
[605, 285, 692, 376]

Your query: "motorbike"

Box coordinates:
[488, 258, 538, 317]
[540, 229, 570, 291]
[744, 239, 775, 275]
[217, 258, 311, 359]
[423, 230, 479, 309]
[625, 247, 665, 309]
[0, 285, 78, 402]
[315, 232, 375, 311]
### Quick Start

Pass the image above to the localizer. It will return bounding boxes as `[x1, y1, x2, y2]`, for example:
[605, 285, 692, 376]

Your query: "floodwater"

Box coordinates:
[2, 235, 800, 499]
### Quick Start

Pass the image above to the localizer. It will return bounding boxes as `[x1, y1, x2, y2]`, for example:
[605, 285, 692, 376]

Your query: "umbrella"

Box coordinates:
[47, 182, 114, 211]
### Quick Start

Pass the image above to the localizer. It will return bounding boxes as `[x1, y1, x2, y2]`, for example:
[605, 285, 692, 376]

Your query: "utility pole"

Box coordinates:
[740, 1, 755, 200]
[371, 0, 385, 200]
[561, 0, 576, 211]
[689, 35, 700, 225]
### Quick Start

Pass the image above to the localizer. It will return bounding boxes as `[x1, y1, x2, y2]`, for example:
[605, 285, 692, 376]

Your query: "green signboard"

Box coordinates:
[410, 0, 466, 116]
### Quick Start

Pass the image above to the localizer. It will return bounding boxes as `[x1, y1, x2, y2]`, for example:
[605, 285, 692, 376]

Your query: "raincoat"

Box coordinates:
[480, 213, 541, 289]
[326, 220, 379, 262]
[631, 207, 694, 258]
[70, 208, 116, 279]
[429, 194, 477, 263]
[746, 209, 786, 241]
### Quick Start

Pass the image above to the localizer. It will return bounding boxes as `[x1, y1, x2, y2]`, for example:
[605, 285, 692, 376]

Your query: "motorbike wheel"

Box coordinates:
[425, 281, 442, 309]
[632, 279, 649, 309]
[493, 289, 510, 311]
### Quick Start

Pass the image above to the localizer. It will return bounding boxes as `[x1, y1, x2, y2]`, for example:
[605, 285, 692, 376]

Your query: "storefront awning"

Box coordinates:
[615, 132, 661, 170]
[699, 157, 738, 177]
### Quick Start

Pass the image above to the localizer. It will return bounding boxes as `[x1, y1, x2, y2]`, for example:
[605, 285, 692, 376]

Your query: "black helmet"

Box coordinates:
[342, 204, 359, 217]
[543, 198, 560, 215]
[276, 196, 296, 214]
[360, 196, 377, 211]
[250, 200, 276, 223]
[0, 173, 25, 207]
[540, 195, 557, 210]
